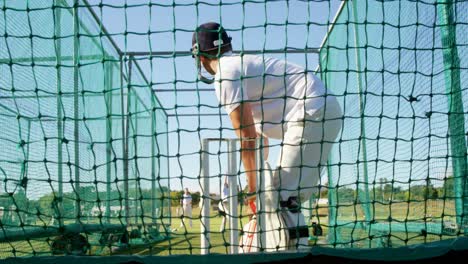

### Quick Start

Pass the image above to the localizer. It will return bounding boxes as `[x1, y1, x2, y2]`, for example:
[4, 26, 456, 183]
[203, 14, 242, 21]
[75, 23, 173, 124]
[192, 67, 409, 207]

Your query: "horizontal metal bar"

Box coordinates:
[0, 223, 125, 243]
[167, 113, 227, 117]
[0, 54, 118, 64]
[19, 115, 151, 122]
[318, 1, 347, 53]
[126, 48, 319, 57]
[204, 137, 259, 142]
[0, 92, 125, 100]
[31, 114, 229, 119]
[153, 89, 214, 92]
[0, 48, 319, 63]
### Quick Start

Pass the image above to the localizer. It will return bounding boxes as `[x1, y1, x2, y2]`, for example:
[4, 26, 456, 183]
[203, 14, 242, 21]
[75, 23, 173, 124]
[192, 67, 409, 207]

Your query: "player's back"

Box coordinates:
[215, 54, 327, 139]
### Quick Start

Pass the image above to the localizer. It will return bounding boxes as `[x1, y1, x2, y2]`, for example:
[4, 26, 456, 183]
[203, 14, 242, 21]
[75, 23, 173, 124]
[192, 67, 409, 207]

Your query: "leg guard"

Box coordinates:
[242, 162, 309, 253]
[279, 197, 309, 250]
[263, 197, 309, 252]
[263, 162, 289, 252]
[263, 163, 309, 252]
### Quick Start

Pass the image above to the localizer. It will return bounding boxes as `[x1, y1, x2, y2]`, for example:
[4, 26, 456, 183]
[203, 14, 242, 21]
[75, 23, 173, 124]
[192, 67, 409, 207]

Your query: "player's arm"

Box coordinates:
[229, 102, 257, 194]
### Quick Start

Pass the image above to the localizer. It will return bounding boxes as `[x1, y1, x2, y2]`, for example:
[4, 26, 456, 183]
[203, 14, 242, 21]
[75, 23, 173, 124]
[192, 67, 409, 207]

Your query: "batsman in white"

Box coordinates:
[191, 22, 342, 251]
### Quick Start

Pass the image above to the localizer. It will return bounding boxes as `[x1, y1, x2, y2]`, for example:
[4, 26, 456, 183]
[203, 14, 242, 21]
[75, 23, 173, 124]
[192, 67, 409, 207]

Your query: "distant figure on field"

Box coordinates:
[179, 188, 193, 229]
[218, 177, 230, 232]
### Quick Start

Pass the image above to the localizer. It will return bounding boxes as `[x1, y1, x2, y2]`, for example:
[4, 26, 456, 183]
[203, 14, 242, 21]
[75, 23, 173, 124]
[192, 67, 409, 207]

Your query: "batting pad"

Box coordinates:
[239, 217, 258, 253]
[263, 161, 290, 252]
[239, 161, 308, 253]
[264, 161, 309, 252]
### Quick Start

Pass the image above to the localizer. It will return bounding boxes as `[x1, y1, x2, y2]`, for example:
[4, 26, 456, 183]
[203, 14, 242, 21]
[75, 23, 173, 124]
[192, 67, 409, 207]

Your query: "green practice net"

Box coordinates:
[0, 0, 170, 257]
[321, 0, 467, 248]
[0, 0, 466, 261]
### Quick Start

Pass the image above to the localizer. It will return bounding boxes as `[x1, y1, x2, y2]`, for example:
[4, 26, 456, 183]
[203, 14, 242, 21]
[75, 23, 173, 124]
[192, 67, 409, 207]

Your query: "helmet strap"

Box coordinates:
[194, 56, 214, 84]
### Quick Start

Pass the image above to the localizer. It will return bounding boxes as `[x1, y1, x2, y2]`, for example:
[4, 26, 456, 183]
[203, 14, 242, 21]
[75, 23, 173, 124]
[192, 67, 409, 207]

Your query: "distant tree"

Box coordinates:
[372, 185, 382, 202]
[411, 185, 426, 200]
[383, 181, 393, 200]
[423, 178, 433, 200]
[79, 186, 96, 215]
[191, 191, 200, 208]
[337, 187, 355, 203]
[379, 178, 386, 201]
[441, 176, 455, 198]
[394, 188, 406, 201]
[170, 191, 183, 207]
[405, 191, 411, 201]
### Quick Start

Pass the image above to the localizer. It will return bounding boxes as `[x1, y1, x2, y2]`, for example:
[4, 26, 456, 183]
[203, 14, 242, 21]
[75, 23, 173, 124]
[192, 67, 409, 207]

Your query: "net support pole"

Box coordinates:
[54, 0, 64, 226]
[73, 0, 81, 222]
[227, 140, 238, 254]
[124, 58, 132, 225]
[351, 0, 372, 223]
[148, 43, 157, 226]
[326, 163, 341, 245]
[166, 119, 171, 227]
[201, 139, 210, 255]
[105, 60, 113, 224]
[256, 138, 266, 251]
[437, 0, 468, 232]
[151, 89, 156, 226]
[19, 120, 32, 224]
[119, 54, 125, 224]
[133, 77, 139, 225]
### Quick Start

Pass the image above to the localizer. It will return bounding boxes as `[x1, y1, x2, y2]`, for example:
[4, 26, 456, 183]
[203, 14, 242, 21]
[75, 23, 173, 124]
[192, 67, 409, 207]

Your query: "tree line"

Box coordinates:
[0, 176, 457, 221]
[319, 176, 456, 203]
[0, 185, 171, 221]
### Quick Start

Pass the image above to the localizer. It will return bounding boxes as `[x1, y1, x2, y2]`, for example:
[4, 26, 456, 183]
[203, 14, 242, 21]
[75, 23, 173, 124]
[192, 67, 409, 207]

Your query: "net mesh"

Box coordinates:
[321, 0, 467, 248]
[0, 0, 466, 260]
[0, 0, 170, 257]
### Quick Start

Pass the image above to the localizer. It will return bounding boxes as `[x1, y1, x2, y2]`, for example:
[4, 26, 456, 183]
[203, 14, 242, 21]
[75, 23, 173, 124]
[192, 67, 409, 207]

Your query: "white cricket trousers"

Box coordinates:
[180, 205, 193, 228]
[218, 201, 229, 232]
[274, 96, 342, 203]
[263, 96, 342, 251]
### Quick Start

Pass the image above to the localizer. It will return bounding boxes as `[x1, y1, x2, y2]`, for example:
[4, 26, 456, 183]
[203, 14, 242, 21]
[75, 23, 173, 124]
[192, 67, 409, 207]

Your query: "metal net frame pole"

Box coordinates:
[201, 139, 210, 254]
[201, 138, 265, 254]
[54, 0, 64, 226]
[256, 139, 266, 251]
[227, 140, 239, 254]
[73, 0, 81, 222]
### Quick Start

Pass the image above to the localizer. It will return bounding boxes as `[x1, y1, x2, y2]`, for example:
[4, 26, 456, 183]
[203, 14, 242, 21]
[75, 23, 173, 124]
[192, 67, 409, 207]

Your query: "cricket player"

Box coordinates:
[218, 177, 230, 232]
[179, 188, 193, 229]
[191, 22, 342, 251]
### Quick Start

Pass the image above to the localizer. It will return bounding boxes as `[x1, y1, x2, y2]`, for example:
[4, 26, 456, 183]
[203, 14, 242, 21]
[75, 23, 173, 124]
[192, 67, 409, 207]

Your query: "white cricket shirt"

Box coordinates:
[221, 184, 229, 202]
[181, 193, 192, 206]
[214, 54, 327, 139]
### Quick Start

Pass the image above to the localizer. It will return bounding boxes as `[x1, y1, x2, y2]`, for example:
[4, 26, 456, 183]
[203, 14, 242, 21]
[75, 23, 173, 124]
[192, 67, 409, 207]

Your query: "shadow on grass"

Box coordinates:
[105, 234, 198, 256]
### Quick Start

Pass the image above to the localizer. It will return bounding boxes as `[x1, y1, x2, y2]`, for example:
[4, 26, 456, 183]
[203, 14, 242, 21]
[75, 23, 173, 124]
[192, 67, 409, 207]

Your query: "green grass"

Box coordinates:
[117, 207, 259, 255]
[0, 200, 461, 257]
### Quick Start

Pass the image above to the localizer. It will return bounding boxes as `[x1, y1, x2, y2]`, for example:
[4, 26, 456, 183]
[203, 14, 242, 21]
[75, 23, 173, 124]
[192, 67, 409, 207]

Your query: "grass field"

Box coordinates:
[0, 199, 461, 258]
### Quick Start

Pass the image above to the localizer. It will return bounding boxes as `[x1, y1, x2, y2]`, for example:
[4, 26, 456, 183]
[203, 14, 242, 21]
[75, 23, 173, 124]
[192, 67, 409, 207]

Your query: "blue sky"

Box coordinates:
[86, 0, 343, 194]
[2, 0, 462, 202]
[1, 0, 464, 205]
